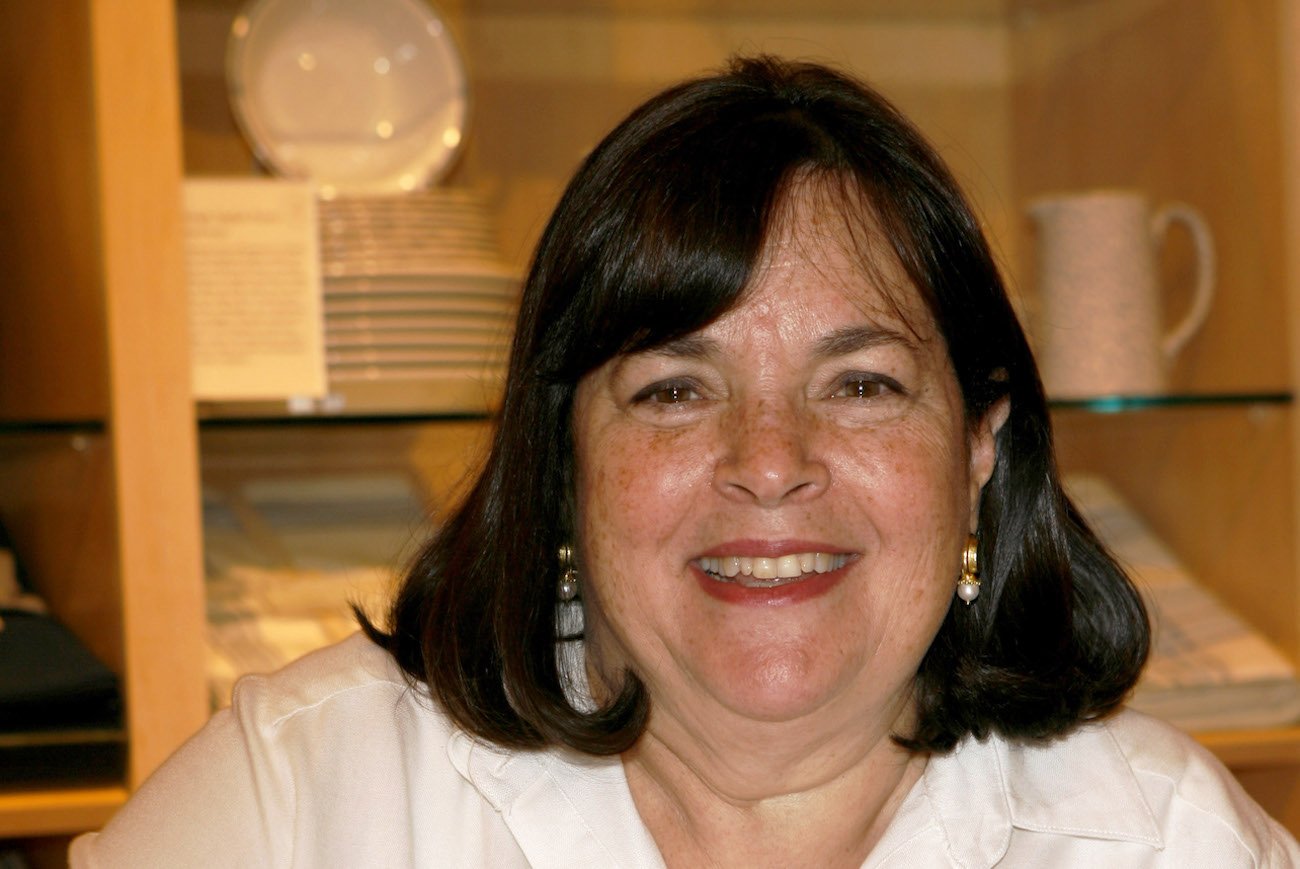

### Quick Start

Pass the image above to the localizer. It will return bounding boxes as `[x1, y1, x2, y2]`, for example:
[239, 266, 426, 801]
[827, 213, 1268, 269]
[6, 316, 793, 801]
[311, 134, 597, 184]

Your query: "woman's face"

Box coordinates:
[572, 190, 1003, 747]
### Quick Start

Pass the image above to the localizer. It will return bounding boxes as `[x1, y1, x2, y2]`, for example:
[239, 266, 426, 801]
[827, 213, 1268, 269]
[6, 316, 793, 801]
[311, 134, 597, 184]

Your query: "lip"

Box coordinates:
[691, 561, 848, 606]
[690, 540, 855, 607]
[694, 539, 854, 559]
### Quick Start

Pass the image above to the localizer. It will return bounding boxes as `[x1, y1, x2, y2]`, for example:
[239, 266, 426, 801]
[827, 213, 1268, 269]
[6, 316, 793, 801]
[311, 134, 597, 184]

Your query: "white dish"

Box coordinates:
[328, 346, 505, 365]
[326, 313, 514, 333]
[323, 294, 517, 315]
[317, 188, 490, 214]
[327, 329, 510, 348]
[227, 0, 468, 195]
[321, 261, 512, 281]
[329, 365, 503, 383]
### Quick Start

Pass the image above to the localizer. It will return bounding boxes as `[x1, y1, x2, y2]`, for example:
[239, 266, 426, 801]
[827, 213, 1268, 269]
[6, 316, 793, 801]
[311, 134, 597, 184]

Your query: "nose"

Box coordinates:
[714, 397, 830, 506]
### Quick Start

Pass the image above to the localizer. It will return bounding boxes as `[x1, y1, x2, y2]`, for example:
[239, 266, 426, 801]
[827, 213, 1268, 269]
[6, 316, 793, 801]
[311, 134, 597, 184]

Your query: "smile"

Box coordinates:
[693, 552, 851, 588]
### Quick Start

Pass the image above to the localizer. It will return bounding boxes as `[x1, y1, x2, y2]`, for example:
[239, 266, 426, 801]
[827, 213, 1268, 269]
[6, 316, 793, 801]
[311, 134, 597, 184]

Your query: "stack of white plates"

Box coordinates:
[226, 0, 514, 413]
[319, 190, 518, 403]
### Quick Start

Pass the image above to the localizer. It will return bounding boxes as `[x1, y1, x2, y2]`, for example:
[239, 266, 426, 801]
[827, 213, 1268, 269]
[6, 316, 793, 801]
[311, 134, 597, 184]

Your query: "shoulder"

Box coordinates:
[1099, 709, 1295, 860]
[70, 634, 509, 868]
[1013, 709, 1298, 866]
[229, 631, 426, 730]
[919, 708, 1298, 867]
[227, 632, 466, 788]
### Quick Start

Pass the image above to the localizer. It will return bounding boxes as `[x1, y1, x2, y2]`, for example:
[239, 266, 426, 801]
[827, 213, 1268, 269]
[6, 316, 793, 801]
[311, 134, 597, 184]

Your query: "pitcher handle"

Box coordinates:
[1153, 202, 1216, 358]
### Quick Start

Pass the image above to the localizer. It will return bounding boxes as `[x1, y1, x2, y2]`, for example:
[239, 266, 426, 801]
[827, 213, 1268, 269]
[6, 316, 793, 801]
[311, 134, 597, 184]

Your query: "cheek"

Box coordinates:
[578, 426, 711, 546]
[839, 423, 970, 526]
[833, 422, 972, 640]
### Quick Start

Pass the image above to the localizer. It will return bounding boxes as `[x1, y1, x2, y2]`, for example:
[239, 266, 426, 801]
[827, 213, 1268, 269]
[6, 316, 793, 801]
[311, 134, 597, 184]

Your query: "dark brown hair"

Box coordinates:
[363, 55, 1149, 754]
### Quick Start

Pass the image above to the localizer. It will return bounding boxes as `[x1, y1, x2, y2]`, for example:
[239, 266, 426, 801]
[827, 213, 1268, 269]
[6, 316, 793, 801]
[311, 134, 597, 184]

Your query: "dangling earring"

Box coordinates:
[956, 535, 980, 605]
[558, 544, 579, 601]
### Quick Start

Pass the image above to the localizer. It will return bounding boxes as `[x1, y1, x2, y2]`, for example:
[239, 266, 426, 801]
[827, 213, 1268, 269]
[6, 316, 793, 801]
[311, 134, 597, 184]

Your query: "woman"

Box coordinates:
[74, 56, 1297, 867]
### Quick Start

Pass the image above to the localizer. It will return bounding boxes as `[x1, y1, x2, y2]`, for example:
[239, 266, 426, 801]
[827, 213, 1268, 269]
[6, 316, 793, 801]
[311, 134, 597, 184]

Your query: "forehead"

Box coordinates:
[735, 181, 937, 339]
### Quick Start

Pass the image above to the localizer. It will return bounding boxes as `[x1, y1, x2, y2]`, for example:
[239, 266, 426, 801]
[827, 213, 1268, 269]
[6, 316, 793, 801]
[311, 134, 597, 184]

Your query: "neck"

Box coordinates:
[622, 711, 926, 869]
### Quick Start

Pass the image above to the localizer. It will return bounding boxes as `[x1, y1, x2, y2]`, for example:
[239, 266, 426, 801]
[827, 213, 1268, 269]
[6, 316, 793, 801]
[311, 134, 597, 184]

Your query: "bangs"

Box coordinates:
[769, 173, 935, 346]
[527, 101, 852, 384]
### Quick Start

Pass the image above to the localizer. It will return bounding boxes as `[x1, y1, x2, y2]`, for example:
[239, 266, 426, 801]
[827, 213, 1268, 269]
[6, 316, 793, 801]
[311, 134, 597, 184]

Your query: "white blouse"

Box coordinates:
[71, 633, 1300, 867]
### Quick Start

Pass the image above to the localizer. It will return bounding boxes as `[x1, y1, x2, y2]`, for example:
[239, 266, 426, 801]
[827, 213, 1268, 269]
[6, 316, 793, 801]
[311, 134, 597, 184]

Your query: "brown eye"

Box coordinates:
[832, 374, 903, 400]
[656, 386, 695, 403]
[632, 380, 702, 404]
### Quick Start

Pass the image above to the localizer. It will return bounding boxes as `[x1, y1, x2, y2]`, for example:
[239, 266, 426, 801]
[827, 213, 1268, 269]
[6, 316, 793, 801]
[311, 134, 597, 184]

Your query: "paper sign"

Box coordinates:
[183, 178, 326, 400]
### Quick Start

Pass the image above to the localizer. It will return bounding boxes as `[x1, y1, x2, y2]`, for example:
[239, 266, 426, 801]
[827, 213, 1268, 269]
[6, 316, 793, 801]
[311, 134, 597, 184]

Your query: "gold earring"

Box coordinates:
[956, 535, 980, 605]
[558, 544, 579, 601]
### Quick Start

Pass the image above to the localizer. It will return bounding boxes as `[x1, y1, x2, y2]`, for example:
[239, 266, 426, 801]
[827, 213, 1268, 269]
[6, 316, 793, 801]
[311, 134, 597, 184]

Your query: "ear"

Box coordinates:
[967, 397, 1010, 531]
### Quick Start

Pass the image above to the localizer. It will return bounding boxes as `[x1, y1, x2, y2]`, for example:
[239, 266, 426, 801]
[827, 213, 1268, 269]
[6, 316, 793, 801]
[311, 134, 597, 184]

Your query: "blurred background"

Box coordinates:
[3, 0, 1300, 863]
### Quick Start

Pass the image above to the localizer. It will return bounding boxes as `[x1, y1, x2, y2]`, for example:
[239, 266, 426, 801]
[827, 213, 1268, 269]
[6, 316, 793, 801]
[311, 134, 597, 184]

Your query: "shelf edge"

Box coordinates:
[1197, 726, 1300, 769]
[0, 785, 127, 838]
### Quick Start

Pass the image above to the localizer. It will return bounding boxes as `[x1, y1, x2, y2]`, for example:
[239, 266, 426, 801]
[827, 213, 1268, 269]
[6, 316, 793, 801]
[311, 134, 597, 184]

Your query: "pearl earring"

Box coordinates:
[558, 544, 579, 601]
[956, 535, 980, 605]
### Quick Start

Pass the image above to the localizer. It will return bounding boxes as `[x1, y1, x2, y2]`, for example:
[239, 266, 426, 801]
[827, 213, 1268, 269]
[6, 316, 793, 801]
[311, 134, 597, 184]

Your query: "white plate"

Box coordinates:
[327, 313, 514, 332]
[227, 0, 468, 195]
[327, 329, 510, 347]
[323, 293, 517, 315]
[329, 365, 503, 383]
[329, 346, 505, 365]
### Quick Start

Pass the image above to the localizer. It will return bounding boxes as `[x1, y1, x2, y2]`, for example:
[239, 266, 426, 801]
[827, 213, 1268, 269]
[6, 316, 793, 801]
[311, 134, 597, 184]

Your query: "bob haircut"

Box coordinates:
[365, 55, 1149, 754]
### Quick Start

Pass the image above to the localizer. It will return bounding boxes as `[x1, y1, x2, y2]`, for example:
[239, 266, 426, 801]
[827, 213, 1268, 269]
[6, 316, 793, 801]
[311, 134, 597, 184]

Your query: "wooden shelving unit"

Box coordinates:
[0, 788, 128, 840]
[3, 0, 1300, 844]
[0, 0, 207, 838]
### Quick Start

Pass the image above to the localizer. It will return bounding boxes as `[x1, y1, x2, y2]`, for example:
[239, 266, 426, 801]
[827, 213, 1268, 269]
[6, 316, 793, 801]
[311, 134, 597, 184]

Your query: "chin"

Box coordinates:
[702, 647, 856, 723]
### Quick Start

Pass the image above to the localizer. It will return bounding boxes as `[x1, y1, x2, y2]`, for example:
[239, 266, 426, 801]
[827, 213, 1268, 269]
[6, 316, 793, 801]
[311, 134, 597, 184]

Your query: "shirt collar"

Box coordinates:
[448, 728, 665, 869]
[918, 719, 1164, 868]
[450, 714, 1163, 869]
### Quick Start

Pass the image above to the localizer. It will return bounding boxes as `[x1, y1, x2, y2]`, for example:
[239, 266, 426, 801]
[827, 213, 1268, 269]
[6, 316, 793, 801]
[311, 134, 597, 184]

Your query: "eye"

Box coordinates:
[631, 380, 703, 404]
[830, 373, 904, 400]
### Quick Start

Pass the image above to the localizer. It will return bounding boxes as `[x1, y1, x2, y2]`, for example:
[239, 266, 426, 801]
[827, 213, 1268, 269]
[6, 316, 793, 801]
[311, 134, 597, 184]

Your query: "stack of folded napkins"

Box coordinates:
[203, 472, 426, 707]
[1066, 474, 1300, 731]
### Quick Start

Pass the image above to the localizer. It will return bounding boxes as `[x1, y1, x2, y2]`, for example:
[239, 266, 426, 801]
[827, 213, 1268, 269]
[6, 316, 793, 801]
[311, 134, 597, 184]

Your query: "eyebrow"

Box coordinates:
[811, 325, 916, 359]
[643, 334, 720, 359]
[639, 324, 916, 363]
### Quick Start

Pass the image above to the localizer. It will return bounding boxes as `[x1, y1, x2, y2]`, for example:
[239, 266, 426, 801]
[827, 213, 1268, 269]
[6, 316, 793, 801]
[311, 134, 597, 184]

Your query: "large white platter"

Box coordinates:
[227, 0, 469, 195]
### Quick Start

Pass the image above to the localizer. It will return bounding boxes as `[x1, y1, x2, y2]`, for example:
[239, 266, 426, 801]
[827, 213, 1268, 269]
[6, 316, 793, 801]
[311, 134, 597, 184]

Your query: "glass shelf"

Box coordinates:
[198, 391, 1295, 423]
[197, 410, 493, 430]
[195, 381, 501, 426]
[0, 419, 105, 436]
[1048, 391, 1293, 414]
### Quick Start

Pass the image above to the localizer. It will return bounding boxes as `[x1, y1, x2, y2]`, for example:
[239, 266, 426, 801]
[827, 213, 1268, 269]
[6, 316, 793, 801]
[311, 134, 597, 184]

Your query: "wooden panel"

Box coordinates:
[455, 0, 1016, 15]
[174, 2, 1020, 279]
[1016, 0, 1299, 669]
[1231, 766, 1300, 838]
[1054, 404, 1298, 662]
[454, 12, 1014, 276]
[88, 0, 209, 785]
[0, 3, 109, 420]
[0, 787, 126, 839]
[1199, 725, 1300, 836]
[1201, 726, 1300, 769]
[0, 434, 123, 674]
[1279, 0, 1300, 740]
[1010, 0, 1288, 394]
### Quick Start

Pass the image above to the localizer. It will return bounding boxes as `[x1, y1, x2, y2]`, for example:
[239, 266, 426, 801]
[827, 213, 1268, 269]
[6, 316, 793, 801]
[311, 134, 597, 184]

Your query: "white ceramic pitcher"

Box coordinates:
[1027, 189, 1215, 398]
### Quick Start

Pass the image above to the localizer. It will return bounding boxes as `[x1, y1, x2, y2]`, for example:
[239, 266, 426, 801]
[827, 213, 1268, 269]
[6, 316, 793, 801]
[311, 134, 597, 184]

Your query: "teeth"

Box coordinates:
[776, 555, 802, 578]
[695, 552, 849, 587]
